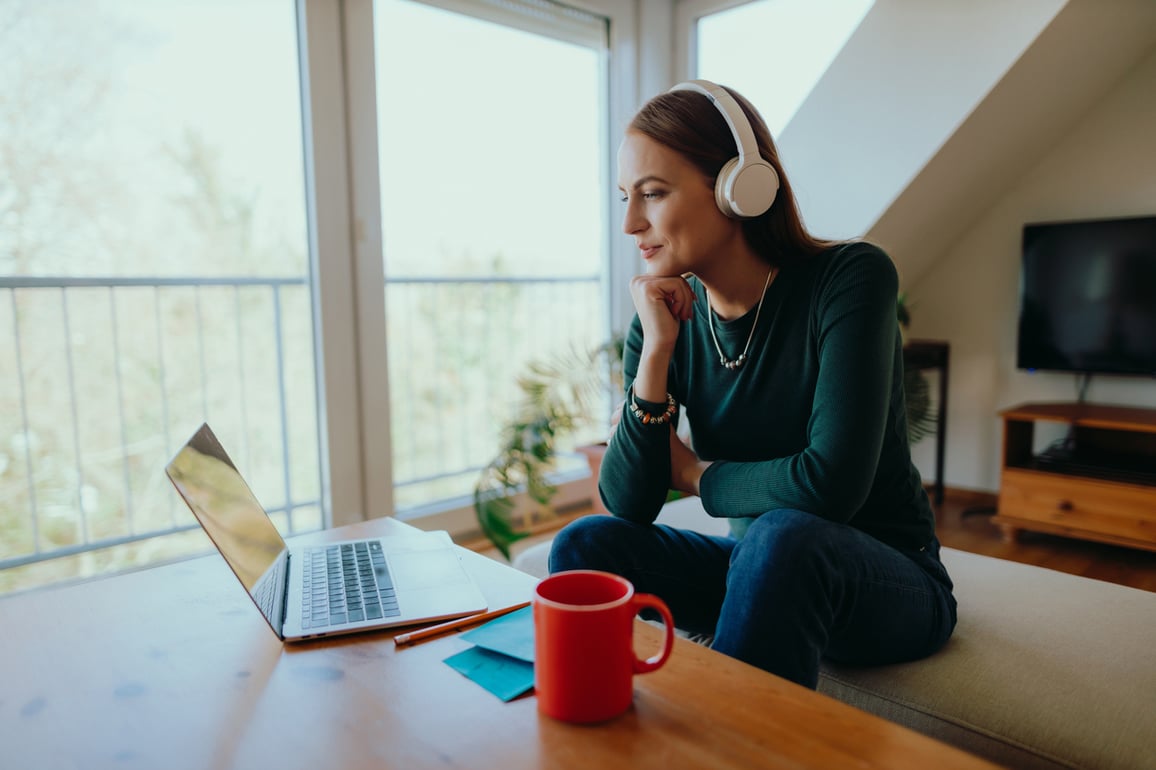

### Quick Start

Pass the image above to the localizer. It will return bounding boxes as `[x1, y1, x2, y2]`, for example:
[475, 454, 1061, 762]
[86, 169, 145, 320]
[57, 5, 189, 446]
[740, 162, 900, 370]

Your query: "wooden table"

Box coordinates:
[0, 517, 999, 770]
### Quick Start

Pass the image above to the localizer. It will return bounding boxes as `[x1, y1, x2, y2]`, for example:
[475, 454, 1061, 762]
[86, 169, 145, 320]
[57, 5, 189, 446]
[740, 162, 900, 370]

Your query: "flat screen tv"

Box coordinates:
[1017, 214, 1156, 376]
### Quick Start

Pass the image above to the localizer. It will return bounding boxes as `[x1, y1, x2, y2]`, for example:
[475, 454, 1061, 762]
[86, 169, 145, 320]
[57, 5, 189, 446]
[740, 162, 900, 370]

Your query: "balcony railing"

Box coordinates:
[384, 275, 606, 511]
[0, 273, 604, 590]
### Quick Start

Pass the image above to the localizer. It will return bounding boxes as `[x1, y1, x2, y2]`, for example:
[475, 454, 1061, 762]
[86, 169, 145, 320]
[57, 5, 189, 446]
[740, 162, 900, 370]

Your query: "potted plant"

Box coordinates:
[897, 292, 938, 444]
[473, 336, 624, 560]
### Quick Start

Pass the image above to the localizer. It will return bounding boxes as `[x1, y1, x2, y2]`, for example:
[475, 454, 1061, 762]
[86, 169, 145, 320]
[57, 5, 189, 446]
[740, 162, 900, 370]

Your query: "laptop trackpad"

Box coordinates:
[388, 549, 470, 591]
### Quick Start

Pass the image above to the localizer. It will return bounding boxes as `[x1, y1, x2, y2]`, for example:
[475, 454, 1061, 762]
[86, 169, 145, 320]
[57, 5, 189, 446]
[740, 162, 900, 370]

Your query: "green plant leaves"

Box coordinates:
[903, 366, 937, 445]
[474, 336, 625, 560]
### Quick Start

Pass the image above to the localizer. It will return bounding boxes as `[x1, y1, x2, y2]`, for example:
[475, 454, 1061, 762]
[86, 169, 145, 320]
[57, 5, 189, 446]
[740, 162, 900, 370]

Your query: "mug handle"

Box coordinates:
[631, 592, 675, 674]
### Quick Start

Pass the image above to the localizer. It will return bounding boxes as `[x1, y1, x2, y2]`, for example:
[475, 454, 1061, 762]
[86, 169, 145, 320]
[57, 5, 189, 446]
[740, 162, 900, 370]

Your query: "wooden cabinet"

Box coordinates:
[995, 402, 1156, 552]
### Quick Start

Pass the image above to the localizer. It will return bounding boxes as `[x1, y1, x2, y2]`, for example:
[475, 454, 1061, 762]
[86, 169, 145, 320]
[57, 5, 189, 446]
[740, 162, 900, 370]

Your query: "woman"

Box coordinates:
[548, 81, 956, 689]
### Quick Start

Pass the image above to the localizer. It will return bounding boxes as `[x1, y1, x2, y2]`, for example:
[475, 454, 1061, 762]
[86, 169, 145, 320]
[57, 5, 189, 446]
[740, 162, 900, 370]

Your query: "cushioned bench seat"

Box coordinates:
[512, 498, 1156, 770]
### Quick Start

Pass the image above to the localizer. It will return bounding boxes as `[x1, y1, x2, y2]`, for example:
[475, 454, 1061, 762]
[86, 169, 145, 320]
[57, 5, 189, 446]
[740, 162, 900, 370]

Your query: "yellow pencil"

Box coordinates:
[392, 601, 532, 647]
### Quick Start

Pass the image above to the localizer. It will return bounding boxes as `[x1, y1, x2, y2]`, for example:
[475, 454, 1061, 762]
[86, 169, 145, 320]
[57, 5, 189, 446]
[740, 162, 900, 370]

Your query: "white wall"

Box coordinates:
[872, 0, 1156, 288]
[907, 46, 1156, 492]
[779, 0, 1064, 241]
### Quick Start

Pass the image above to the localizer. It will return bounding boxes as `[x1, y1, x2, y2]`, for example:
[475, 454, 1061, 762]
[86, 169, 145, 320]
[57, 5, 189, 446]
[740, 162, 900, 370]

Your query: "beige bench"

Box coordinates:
[513, 497, 1156, 770]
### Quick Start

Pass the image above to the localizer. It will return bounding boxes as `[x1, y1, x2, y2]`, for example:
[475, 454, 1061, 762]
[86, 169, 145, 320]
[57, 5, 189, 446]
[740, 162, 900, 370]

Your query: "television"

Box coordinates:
[1016, 214, 1156, 377]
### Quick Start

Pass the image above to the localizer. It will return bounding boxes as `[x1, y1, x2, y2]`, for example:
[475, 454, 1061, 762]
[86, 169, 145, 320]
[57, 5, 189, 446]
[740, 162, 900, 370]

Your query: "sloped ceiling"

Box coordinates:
[869, 0, 1156, 287]
[776, 0, 1065, 243]
[774, 0, 1156, 288]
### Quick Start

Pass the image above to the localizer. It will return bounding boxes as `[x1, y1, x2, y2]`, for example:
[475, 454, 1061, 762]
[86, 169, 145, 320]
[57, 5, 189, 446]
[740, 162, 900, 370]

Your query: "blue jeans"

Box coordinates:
[547, 509, 957, 688]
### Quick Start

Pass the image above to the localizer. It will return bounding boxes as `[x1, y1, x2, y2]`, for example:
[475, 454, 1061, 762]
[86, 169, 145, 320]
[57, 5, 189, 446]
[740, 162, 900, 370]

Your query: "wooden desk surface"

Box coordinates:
[0, 517, 999, 770]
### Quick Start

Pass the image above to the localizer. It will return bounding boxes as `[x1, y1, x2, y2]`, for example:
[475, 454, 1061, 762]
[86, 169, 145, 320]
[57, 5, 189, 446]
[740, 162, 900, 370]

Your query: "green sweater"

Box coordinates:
[601, 242, 935, 551]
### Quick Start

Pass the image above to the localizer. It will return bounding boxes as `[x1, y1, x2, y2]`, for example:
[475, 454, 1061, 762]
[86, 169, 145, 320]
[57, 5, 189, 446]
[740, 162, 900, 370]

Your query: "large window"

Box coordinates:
[0, 0, 622, 594]
[372, 0, 611, 516]
[0, 0, 319, 592]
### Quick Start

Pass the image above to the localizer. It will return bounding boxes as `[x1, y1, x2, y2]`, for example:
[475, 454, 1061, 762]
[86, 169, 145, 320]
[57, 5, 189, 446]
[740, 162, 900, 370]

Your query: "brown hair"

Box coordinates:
[628, 85, 840, 265]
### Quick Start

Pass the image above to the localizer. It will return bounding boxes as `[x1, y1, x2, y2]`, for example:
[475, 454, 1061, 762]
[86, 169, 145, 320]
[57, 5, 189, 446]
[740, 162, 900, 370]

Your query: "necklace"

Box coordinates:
[706, 267, 776, 370]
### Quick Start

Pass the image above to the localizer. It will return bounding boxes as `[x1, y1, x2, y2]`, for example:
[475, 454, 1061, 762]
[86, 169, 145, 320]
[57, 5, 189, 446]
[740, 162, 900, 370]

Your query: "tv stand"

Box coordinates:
[995, 402, 1156, 552]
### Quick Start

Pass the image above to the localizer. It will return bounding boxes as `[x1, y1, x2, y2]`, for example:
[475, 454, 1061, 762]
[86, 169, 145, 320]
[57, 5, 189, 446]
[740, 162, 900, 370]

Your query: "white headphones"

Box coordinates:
[668, 80, 779, 219]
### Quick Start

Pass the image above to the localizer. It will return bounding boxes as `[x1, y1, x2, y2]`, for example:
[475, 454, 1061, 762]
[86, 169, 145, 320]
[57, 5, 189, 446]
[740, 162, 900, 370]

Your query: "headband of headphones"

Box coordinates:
[668, 80, 779, 218]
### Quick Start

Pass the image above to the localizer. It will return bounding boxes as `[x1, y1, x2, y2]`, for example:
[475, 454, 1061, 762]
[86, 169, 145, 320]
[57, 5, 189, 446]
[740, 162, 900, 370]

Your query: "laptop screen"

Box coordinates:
[165, 424, 288, 625]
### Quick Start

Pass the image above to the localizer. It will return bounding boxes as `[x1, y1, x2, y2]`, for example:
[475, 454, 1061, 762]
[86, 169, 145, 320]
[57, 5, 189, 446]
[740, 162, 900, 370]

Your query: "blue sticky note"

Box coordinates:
[443, 646, 535, 702]
[459, 605, 535, 662]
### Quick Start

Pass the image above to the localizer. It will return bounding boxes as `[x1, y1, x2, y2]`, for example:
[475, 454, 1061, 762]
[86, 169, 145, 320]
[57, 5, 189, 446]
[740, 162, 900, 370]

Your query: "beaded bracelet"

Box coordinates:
[629, 389, 677, 426]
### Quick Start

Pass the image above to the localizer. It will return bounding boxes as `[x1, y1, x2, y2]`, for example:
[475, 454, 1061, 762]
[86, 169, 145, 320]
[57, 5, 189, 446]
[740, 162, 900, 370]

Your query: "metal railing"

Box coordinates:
[1, 275, 321, 580]
[384, 274, 605, 510]
[0, 273, 604, 584]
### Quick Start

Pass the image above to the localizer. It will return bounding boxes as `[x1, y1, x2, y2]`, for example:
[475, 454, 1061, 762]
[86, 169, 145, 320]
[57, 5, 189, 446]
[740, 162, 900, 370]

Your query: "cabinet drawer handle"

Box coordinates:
[1057, 500, 1074, 512]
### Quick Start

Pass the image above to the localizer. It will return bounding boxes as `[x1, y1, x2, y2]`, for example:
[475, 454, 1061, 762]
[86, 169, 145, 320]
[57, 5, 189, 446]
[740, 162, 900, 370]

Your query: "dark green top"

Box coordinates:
[600, 242, 935, 551]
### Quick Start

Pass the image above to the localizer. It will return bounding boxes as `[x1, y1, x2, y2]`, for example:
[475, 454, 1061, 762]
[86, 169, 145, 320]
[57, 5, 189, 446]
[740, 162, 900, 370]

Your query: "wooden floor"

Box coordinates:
[934, 488, 1156, 593]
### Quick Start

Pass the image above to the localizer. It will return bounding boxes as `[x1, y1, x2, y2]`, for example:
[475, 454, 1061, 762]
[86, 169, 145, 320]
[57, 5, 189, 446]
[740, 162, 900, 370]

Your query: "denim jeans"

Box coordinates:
[547, 509, 957, 689]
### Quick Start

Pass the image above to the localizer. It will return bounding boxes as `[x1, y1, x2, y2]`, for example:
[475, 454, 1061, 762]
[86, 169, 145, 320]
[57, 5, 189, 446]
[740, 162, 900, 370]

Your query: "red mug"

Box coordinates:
[533, 570, 675, 724]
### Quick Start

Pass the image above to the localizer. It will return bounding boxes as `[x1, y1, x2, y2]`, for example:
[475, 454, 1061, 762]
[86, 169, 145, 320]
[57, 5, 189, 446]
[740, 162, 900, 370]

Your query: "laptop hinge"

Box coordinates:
[278, 551, 291, 640]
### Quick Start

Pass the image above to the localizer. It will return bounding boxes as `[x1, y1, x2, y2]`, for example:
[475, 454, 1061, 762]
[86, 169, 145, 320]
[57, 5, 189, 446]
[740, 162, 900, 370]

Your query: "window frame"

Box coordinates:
[303, 0, 644, 534]
[673, 0, 760, 81]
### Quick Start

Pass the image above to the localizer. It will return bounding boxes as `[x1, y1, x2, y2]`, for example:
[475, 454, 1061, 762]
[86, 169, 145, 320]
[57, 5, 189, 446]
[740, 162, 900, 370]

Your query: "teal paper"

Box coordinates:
[459, 605, 535, 662]
[443, 646, 534, 702]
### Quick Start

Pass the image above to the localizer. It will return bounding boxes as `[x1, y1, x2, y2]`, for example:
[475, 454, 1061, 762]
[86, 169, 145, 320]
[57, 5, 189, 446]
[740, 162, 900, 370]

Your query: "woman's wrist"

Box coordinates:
[628, 390, 677, 425]
[640, 338, 677, 359]
[633, 345, 673, 404]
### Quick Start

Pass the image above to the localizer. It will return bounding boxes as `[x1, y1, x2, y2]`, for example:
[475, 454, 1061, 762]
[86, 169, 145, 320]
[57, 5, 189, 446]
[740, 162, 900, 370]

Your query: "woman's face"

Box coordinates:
[616, 131, 743, 278]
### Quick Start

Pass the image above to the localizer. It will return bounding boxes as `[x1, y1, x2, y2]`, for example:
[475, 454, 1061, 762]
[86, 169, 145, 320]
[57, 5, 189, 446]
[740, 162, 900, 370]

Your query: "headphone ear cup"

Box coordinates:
[714, 156, 742, 216]
[728, 160, 779, 218]
[715, 156, 779, 218]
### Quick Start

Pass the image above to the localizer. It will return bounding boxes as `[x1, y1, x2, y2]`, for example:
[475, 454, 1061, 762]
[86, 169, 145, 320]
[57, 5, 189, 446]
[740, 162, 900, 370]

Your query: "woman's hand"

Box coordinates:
[628, 274, 695, 355]
[629, 274, 695, 404]
[669, 426, 709, 497]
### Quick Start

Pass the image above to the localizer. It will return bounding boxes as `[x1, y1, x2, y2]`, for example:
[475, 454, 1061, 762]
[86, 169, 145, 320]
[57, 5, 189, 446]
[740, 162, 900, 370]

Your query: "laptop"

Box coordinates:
[165, 423, 488, 642]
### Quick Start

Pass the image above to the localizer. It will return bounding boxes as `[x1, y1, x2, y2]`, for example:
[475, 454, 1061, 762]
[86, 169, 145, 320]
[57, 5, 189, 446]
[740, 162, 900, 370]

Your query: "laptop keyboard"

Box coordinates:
[300, 541, 400, 629]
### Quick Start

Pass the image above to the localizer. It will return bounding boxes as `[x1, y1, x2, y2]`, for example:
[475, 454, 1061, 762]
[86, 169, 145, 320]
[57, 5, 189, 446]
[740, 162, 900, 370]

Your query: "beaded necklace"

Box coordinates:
[705, 267, 776, 371]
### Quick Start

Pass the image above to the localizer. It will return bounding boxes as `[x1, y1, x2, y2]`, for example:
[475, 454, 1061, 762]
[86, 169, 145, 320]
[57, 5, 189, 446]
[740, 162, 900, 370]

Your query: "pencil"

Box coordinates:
[393, 600, 532, 647]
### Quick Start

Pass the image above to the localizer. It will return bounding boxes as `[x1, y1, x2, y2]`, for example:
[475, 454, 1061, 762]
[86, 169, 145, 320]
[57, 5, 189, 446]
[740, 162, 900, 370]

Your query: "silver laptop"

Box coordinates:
[165, 423, 488, 642]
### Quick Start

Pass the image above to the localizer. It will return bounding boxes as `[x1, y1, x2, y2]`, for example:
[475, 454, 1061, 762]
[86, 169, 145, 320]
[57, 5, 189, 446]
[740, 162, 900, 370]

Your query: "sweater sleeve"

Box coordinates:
[699, 245, 900, 522]
[596, 315, 678, 524]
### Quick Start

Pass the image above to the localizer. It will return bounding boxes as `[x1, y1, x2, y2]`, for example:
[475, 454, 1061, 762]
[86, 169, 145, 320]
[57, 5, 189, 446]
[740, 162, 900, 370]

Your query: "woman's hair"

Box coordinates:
[628, 85, 839, 265]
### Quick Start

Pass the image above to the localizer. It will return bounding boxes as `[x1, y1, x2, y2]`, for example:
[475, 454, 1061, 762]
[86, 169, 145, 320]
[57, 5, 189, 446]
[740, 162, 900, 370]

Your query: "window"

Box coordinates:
[683, 0, 874, 136]
[371, 0, 612, 518]
[1, 0, 628, 594]
[0, 0, 319, 592]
